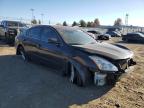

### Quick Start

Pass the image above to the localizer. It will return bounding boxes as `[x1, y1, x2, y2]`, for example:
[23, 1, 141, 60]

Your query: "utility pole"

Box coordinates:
[30, 8, 35, 25]
[125, 13, 129, 26]
[125, 13, 129, 33]
[41, 13, 44, 24]
[30, 8, 34, 20]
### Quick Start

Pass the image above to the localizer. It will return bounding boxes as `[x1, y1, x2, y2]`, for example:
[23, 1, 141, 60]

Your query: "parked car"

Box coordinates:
[0, 20, 26, 44]
[15, 25, 136, 86]
[87, 32, 96, 39]
[122, 32, 144, 43]
[106, 31, 121, 37]
[81, 29, 96, 39]
[87, 30, 111, 40]
[139, 32, 144, 35]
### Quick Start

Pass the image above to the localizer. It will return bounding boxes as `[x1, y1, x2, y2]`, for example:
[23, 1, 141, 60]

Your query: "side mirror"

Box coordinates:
[48, 38, 60, 45]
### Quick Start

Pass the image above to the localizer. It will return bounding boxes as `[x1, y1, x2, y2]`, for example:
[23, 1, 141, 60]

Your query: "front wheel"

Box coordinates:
[69, 64, 83, 86]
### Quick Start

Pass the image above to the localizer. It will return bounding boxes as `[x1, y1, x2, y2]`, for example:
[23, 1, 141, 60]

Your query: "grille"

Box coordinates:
[119, 60, 128, 70]
[113, 59, 129, 71]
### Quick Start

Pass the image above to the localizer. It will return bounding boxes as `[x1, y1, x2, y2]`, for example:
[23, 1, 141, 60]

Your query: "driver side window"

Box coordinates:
[41, 27, 59, 42]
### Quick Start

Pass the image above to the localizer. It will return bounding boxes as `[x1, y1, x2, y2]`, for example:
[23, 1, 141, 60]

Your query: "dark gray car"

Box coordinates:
[15, 25, 136, 87]
[122, 32, 144, 43]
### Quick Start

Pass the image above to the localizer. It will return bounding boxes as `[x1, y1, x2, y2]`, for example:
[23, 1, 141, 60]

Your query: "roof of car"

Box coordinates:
[31, 25, 79, 31]
[127, 32, 143, 35]
[53, 25, 81, 31]
[2, 20, 21, 23]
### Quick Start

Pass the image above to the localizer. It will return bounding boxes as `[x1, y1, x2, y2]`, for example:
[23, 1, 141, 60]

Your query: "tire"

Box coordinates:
[69, 64, 83, 86]
[123, 38, 128, 42]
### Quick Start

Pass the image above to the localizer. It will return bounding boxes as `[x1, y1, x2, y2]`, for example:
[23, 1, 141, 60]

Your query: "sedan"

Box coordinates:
[122, 32, 144, 43]
[15, 25, 136, 86]
[106, 31, 121, 37]
[87, 30, 111, 40]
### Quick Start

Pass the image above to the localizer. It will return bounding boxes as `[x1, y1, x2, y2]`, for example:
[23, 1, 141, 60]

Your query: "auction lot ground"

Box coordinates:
[0, 38, 144, 108]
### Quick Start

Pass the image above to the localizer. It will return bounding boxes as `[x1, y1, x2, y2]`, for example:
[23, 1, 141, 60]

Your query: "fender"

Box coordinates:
[68, 59, 92, 86]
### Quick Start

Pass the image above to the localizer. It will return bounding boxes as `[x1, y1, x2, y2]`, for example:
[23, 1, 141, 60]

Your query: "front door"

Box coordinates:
[38, 27, 66, 70]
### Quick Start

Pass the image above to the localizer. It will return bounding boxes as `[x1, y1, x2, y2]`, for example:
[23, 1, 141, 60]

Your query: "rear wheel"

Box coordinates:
[69, 64, 83, 86]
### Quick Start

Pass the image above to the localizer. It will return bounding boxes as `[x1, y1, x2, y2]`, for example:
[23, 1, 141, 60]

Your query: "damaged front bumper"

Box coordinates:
[92, 59, 136, 86]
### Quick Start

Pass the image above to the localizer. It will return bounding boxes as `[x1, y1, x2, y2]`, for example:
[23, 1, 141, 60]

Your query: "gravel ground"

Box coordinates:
[0, 38, 144, 108]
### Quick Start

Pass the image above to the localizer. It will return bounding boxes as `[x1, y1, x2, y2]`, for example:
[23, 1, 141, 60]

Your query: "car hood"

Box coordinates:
[72, 42, 134, 60]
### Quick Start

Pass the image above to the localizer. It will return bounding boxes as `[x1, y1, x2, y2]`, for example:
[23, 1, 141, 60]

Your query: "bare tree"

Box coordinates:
[93, 18, 100, 27]
[87, 21, 94, 27]
[114, 18, 123, 26]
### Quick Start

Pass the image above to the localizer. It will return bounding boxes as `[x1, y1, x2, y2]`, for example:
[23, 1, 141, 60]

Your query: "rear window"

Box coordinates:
[29, 27, 41, 39]
[6, 21, 25, 27]
[19, 28, 28, 36]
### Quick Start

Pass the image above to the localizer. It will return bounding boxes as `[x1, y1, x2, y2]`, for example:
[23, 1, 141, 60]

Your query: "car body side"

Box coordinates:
[122, 32, 144, 43]
[15, 25, 99, 85]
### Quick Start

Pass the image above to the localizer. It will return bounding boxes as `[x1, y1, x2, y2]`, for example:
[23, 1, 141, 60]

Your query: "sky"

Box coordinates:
[0, 0, 144, 26]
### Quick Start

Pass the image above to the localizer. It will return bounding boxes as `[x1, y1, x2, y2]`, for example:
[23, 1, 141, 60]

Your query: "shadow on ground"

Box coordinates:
[0, 54, 113, 108]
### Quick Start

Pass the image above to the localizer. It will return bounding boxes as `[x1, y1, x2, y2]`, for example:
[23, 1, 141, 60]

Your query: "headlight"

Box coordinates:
[89, 56, 118, 71]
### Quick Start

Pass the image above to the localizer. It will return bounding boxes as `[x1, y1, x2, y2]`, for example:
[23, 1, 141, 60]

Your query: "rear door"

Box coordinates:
[130, 34, 140, 41]
[22, 27, 42, 58]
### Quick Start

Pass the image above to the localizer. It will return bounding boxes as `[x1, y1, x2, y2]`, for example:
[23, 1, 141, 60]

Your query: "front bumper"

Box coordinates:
[91, 58, 136, 86]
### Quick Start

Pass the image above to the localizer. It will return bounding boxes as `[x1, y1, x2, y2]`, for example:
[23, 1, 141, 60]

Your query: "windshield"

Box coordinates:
[58, 29, 96, 45]
[6, 21, 25, 27]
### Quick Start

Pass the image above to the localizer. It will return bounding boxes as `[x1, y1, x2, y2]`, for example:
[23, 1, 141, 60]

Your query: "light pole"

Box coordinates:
[30, 8, 34, 20]
[41, 13, 44, 24]
[125, 13, 129, 26]
[125, 13, 129, 33]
